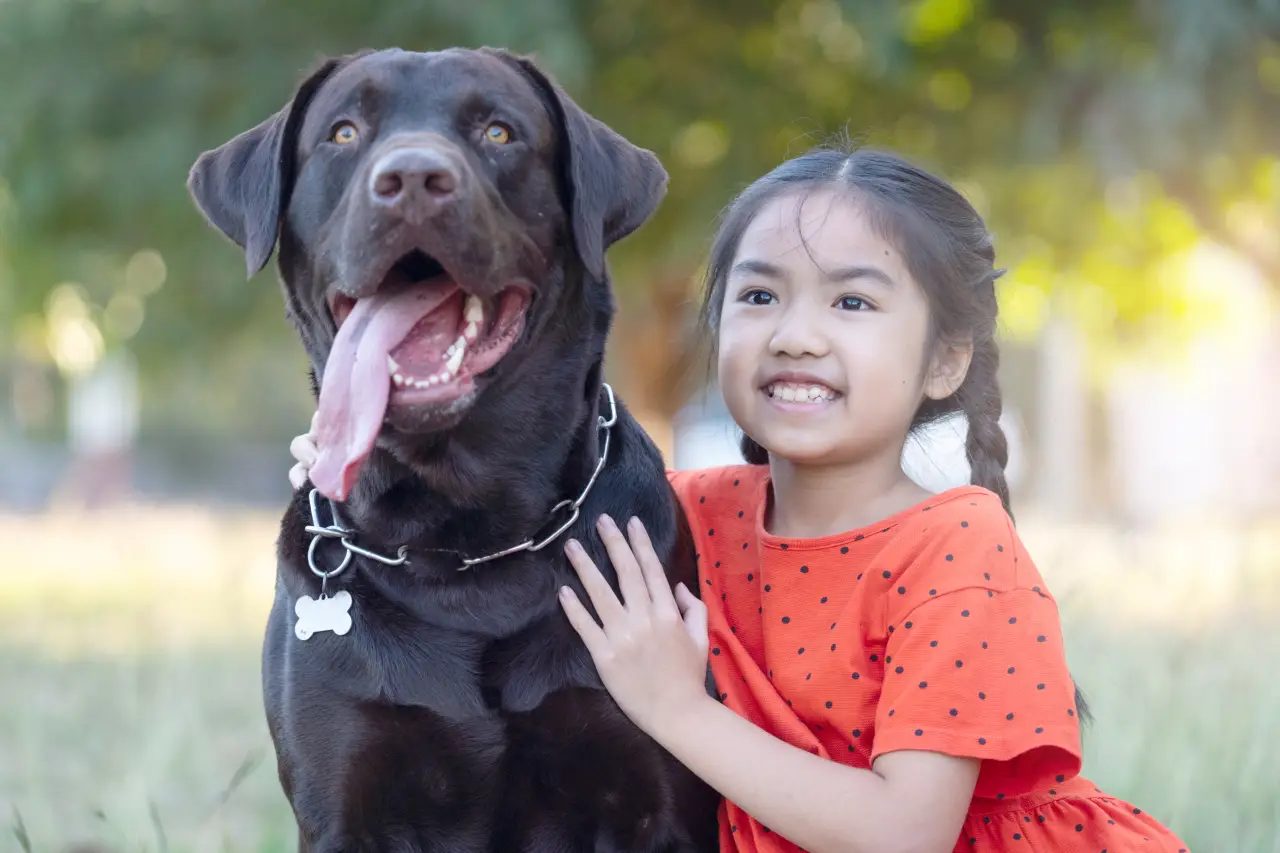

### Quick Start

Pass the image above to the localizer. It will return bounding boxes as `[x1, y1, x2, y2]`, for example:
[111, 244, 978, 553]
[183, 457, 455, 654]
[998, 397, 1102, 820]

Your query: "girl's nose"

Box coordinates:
[768, 303, 830, 359]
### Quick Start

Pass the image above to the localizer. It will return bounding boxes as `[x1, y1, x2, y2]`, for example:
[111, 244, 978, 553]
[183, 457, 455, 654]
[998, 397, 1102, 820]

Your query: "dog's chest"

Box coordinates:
[276, 570, 599, 719]
[267, 587, 681, 853]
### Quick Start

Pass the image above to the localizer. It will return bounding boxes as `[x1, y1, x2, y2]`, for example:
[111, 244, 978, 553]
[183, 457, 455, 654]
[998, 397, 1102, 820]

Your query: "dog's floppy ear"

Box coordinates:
[488, 49, 668, 280]
[187, 58, 344, 278]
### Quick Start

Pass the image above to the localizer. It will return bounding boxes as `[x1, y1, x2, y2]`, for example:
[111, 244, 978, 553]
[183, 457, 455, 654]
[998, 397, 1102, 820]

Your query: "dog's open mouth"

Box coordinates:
[329, 251, 530, 400]
[309, 249, 531, 500]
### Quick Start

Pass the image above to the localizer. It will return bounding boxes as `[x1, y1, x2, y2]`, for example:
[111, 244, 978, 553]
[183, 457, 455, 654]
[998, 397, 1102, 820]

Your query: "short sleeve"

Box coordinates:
[870, 587, 1083, 798]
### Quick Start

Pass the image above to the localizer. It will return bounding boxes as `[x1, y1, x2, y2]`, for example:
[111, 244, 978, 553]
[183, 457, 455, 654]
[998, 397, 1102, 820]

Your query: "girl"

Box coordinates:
[288, 147, 1190, 853]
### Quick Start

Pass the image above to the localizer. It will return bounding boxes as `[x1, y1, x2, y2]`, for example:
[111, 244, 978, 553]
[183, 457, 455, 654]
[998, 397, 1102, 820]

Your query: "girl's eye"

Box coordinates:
[743, 289, 775, 306]
[485, 123, 513, 145]
[837, 295, 869, 311]
[331, 122, 359, 145]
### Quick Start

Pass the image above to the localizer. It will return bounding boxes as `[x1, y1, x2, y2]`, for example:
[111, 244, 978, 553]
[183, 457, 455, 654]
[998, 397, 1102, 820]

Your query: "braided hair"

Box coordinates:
[698, 145, 1013, 518]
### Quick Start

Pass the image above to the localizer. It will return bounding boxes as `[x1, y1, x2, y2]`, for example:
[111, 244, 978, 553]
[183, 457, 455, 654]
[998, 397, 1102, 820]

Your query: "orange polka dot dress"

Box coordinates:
[668, 464, 1190, 853]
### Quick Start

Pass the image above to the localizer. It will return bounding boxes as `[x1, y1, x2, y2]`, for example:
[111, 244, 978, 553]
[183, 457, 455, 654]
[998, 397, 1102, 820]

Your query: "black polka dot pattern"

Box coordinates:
[662, 469, 1183, 850]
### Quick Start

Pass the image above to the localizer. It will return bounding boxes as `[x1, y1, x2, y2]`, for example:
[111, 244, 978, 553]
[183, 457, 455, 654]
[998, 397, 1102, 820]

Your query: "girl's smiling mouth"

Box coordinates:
[761, 371, 843, 406]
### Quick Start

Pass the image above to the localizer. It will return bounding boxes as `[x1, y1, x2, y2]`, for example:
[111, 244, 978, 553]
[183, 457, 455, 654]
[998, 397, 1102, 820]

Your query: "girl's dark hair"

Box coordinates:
[699, 144, 1013, 516]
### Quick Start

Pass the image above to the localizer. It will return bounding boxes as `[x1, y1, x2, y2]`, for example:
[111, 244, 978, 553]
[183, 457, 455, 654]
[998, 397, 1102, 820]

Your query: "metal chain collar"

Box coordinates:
[304, 383, 618, 582]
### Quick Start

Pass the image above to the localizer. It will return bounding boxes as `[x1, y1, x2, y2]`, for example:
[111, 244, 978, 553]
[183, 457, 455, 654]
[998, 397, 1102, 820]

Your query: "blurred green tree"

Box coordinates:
[1, 0, 1277, 437]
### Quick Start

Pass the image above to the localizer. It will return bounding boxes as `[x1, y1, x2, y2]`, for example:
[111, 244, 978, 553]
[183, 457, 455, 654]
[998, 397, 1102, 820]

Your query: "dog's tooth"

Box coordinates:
[464, 295, 484, 325]
[464, 321, 479, 341]
[387, 354, 401, 375]
[444, 342, 464, 375]
[446, 344, 456, 358]
[392, 372, 407, 388]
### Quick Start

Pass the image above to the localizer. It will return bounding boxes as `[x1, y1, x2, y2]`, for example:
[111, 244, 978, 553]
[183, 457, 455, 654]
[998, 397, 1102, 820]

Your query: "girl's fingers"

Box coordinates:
[558, 586, 610, 659]
[596, 515, 650, 613]
[564, 538, 627, 630]
[675, 582, 710, 656]
[288, 462, 309, 490]
[625, 517, 679, 617]
[290, 433, 318, 467]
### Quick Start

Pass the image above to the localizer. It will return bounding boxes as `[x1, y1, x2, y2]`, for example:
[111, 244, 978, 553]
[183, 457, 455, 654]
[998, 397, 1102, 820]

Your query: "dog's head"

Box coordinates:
[188, 48, 666, 500]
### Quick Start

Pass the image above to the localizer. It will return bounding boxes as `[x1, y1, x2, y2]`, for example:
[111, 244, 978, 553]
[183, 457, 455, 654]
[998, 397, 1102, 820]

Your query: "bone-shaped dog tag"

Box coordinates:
[294, 590, 353, 641]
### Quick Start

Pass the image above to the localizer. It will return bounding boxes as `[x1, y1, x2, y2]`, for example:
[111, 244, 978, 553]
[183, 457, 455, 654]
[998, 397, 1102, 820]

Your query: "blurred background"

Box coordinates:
[2, 0, 1278, 851]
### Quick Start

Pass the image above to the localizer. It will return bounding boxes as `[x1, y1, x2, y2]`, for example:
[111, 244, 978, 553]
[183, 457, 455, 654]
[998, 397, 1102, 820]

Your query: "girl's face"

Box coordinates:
[717, 189, 969, 468]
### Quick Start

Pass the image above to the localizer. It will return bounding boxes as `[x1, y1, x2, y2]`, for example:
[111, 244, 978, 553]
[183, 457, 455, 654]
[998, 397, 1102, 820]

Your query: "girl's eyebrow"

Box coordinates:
[730, 258, 895, 288]
[729, 259, 785, 280]
[824, 265, 895, 288]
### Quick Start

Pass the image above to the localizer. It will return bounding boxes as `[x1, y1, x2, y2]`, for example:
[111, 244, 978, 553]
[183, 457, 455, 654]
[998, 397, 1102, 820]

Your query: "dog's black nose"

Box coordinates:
[369, 147, 458, 215]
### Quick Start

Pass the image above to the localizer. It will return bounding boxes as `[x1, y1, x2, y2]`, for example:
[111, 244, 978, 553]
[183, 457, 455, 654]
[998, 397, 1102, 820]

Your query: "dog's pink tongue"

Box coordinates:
[310, 286, 457, 500]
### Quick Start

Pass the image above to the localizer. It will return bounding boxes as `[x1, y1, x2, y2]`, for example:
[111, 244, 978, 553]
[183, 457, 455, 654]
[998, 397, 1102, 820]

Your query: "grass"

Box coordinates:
[1, 505, 1277, 853]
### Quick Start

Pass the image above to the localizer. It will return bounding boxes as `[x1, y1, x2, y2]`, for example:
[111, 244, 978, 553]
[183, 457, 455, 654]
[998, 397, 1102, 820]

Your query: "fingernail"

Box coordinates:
[628, 516, 642, 533]
[565, 538, 581, 556]
[597, 514, 615, 533]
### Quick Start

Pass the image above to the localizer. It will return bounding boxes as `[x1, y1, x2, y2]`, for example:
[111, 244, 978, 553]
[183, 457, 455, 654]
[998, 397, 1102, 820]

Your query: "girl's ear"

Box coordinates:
[923, 337, 974, 401]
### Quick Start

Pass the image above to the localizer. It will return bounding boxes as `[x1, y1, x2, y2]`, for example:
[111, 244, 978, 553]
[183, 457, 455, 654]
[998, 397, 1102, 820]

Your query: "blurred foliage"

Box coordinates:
[2, 0, 1280, 437]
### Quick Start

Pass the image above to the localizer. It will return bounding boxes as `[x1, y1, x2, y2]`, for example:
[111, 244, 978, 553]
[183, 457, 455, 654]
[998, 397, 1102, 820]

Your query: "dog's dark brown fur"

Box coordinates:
[187, 47, 720, 853]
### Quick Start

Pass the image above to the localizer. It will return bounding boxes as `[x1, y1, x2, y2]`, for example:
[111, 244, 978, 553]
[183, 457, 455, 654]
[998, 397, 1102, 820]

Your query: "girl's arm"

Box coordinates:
[559, 515, 978, 853]
[651, 693, 977, 853]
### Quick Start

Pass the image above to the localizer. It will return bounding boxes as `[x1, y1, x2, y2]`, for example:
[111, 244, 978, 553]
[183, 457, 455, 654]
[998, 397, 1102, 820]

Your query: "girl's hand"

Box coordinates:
[288, 413, 319, 490]
[559, 514, 711, 735]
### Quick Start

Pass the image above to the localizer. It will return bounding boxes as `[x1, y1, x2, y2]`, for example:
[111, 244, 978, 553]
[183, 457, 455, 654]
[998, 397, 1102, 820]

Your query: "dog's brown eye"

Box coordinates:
[331, 123, 359, 145]
[484, 123, 512, 145]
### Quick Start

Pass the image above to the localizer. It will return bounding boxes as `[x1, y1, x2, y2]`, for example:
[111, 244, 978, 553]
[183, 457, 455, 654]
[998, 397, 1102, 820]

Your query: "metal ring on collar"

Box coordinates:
[528, 500, 582, 552]
[598, 382, 618, 429]
[307, 533, 353, 580]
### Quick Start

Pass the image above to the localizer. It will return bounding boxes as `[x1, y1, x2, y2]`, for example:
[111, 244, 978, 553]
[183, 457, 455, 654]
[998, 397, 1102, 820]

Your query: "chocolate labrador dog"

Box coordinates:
[187, 47, 719, 852]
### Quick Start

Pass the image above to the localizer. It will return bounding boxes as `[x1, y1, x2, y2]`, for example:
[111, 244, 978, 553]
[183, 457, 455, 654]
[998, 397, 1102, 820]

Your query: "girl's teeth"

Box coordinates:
[768, 382, 836, 403]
